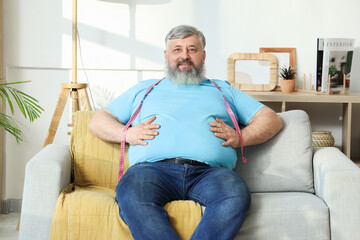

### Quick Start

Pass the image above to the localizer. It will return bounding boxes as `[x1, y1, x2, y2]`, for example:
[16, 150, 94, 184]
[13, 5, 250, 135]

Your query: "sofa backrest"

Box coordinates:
[71, 110, 314, 193]
[234, 110, 314, 193]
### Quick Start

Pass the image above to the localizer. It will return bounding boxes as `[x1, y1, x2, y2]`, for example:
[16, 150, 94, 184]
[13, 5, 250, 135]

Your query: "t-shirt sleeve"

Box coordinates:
[104, 90, 134, 124]
[228, 83, 265, 125]
[104, 82, 148, 124]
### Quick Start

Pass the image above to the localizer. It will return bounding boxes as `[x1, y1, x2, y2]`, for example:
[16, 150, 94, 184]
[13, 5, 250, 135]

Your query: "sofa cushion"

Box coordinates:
[71, 111, 129, 189]
[49, 185, 202, 240]
[235, 110, 314, 193]
[237, 192, 330, 240]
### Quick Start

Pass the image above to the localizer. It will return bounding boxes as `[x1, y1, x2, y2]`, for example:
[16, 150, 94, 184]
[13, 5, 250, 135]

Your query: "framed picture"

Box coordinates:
[259, 48, 296, 90]
[227, 53, 278, 91]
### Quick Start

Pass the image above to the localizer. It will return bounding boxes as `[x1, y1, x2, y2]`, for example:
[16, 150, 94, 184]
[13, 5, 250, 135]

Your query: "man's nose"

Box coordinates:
[180, 49, 190, 59]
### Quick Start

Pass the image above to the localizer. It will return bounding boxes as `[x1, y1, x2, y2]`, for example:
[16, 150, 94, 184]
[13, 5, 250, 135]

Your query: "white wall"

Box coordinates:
[2, 0, 360, 200]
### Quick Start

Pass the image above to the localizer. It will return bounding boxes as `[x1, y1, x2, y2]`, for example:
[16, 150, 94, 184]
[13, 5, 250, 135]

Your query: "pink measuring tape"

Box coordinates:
[118, 79, 246, 182]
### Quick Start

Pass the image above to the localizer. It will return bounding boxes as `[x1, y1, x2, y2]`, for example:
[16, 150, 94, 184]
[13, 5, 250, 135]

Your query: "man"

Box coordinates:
[89, 25, 283, 240]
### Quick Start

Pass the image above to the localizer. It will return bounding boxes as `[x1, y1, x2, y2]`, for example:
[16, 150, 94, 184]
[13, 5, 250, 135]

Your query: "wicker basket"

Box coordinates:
[312, 131, 335, 148]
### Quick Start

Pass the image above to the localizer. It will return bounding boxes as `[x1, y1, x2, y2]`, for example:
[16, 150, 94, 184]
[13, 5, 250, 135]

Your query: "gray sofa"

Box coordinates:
[19, 110, 360, 239]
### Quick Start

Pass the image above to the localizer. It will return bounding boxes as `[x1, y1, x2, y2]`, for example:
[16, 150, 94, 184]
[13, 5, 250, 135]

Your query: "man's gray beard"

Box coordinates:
[165, 61, 206, 85]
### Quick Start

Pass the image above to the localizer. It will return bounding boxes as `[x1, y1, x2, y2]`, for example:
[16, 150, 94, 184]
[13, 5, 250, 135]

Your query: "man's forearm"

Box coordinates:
[241, 107, 283, 147]
[88, 109, 125, 143]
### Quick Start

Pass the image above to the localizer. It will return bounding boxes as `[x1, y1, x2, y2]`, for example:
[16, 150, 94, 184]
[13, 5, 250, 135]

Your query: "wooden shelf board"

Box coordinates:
[246, 91, 360, 104]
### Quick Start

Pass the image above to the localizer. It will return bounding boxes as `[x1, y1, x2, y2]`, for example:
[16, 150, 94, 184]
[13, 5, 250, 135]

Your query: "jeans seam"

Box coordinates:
[188, 194, 207, 206]
[182, 165, 187, 199]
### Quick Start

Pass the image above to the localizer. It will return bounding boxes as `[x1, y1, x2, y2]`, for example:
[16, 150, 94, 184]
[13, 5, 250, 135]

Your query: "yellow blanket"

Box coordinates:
[49, 111, 202, 239]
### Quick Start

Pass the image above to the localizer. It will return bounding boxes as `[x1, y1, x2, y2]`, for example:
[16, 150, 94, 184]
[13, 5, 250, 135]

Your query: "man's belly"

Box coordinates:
[128, 114, 238, 169]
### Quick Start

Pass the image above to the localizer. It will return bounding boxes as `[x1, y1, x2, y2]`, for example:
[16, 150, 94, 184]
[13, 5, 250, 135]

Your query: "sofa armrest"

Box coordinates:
[313, 147, 360, 240]
[19, 144, 71, 240]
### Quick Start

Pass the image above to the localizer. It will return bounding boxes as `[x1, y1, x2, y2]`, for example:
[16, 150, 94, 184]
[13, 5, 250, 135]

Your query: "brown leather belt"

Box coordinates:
[160, 158, 209, 167]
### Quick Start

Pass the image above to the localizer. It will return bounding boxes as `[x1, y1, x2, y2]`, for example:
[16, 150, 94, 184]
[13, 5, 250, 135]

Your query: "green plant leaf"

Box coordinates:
[0, 86, 15, 114]
[280, 65, 296, 80]
[0, 80, 44, 142]
[0, 113, 23, 143]
[4, 85, 44, 121]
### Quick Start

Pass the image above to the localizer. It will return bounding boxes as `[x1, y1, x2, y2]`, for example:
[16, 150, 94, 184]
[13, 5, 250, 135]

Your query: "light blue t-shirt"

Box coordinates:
[105, 78, 264, 169]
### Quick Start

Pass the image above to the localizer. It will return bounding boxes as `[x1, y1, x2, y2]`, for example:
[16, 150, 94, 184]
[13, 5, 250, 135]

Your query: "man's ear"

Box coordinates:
[164, 50, 168, 61]
[203, 50, 206, 62]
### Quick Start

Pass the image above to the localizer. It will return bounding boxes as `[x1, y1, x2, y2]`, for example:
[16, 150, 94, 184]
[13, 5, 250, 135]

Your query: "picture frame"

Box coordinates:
[259, 48, 296, 90]
[227, 53, 278, 91]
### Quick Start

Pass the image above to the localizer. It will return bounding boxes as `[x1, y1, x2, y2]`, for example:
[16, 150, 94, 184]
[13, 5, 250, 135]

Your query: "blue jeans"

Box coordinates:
[115, 161, 251, 240]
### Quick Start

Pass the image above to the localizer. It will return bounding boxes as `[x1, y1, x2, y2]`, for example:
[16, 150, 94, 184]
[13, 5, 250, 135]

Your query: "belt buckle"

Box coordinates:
[188, 159, 196, 165]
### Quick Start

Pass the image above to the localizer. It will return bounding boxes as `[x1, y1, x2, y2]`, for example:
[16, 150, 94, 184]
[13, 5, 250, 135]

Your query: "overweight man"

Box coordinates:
[89, 25, 283, 240]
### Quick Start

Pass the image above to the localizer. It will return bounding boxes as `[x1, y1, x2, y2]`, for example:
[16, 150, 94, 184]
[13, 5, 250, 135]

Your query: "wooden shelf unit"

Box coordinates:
[246, 91, 360, 158]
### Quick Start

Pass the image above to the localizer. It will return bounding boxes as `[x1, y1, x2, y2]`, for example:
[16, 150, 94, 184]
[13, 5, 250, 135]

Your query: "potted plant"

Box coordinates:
[0, 79, 44, 142]
[279, 65, 296, 93]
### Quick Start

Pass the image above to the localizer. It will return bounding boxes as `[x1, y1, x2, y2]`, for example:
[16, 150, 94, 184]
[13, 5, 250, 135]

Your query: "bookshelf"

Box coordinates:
[246, 91, 360, 158]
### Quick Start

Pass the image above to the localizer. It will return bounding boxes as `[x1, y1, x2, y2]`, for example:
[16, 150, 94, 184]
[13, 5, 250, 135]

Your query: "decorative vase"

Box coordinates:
[312, 131, 335, 148]
[280, 79, 295, 93]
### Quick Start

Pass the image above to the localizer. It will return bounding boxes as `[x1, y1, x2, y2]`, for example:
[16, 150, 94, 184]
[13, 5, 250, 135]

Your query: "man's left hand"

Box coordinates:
[209, 117, 240, 148]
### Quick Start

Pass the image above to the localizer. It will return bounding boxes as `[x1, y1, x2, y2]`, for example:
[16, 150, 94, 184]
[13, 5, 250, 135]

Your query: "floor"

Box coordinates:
[0, 212, 20, 240]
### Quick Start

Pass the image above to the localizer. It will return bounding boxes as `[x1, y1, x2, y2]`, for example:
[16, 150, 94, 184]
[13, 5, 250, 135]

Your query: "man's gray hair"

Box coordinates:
[165, 25, 206, 50]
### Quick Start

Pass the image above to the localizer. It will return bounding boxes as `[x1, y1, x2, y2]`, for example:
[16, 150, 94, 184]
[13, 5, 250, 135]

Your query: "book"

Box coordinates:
[320, 38, 355, 92]
[316, 38, 324, 91]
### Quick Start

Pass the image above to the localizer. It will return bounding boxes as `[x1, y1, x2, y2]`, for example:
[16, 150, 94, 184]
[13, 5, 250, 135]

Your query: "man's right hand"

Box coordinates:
[126, 116, 160, 146]
[89, 109, 160, 145]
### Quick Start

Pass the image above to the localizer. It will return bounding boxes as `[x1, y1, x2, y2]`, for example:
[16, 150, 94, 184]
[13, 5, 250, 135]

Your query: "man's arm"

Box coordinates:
[209, 106, 283, 148]
[88, 109, 160, 145]
[241, 106, 283, 146]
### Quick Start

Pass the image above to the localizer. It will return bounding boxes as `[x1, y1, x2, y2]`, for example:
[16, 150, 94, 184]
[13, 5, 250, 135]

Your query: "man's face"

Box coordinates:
[164, 34, 206, 73]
